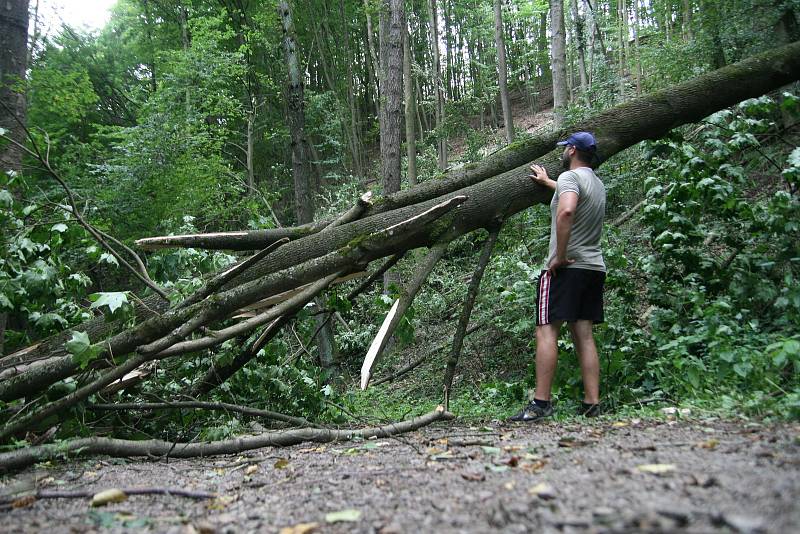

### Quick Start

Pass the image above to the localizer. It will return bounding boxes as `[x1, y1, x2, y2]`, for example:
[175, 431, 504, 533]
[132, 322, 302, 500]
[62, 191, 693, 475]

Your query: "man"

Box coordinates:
[510, 131, 606, 422]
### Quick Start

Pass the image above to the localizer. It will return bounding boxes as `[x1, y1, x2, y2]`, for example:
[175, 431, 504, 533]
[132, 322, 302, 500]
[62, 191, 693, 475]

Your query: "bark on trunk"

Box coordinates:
[0, 0, 29, 174]
[494, 0, 514, 143]
[428, 0, 448, 169]
[403, 23, 418, 186]
[278, 0, 314, 225]
[571, 0, 589, 102]
[379, 0, 404, 196]
[550, 0, 570, 127]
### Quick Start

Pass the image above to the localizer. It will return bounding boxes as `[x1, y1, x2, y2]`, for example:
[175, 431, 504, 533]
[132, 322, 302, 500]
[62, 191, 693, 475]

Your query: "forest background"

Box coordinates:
[1, 0, 799, 450]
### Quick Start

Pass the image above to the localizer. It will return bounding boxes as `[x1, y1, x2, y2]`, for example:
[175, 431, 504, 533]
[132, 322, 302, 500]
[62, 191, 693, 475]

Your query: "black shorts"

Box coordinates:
[536, 268, 606, 326]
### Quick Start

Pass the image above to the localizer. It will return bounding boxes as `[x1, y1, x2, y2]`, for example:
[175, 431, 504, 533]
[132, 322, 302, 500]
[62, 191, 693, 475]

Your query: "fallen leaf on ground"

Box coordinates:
[91, 488, 127, 507]
[529, 482, 556, 500]
[504, 481, 516, 490]
[481, 446, 501, 456]
[698, 439, 719, 449]
[612, 421, 629, 427]
[520, 460, 548, 473]
[429, 450, 454, 460]
[206, 495, 236, 510]
[274, 458, 290, 469]
[296, 446, 326, 453]
[558, 437, 593, 448]
[486, 463, 509, 473]
[325, 509, 362, 523]
[505, 456, 520, 467]
[461, 471, 485, 482]
[245, 464, 259, 475]
[279, 522, 320, 534]
[636, 464, 676, 475]
[11, 495, 36, 508]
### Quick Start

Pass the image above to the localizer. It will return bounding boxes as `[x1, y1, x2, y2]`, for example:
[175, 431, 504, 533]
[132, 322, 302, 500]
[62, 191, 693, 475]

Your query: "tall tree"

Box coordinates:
[550, 0, 569, 127]
[379, 0, 404, 196]
[0, 0, 30, 357]
[278, 0, 314, 225]
[570, 0, 589, 102]
[403, 22, 417, 186]
[494, 0, 514, 143]
[278, 0, 335, 375]
[428, 0, 447, 169]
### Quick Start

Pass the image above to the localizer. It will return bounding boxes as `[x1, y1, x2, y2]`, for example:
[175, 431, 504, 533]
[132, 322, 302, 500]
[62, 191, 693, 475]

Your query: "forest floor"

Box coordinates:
[2, 416, 798, 533]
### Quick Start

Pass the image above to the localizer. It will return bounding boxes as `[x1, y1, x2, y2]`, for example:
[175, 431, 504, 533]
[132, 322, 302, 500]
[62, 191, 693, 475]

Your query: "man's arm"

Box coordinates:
[550, 191, 578, 273]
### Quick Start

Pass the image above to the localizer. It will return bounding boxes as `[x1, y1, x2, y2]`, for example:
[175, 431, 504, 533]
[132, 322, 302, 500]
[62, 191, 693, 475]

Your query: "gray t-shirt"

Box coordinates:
[544, 167, 606, 272]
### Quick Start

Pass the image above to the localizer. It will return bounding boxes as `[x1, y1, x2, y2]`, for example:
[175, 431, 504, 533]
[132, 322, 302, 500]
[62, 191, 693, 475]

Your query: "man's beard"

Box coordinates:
[561, 152, 571, 170]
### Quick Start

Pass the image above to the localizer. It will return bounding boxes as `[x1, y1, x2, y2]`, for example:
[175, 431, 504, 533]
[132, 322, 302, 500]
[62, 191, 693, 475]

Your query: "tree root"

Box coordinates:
[0, 406, 454, 473]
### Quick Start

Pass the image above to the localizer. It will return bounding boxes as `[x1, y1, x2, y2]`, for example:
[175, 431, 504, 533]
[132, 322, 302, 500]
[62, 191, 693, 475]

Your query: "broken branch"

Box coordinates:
[361, 242, 449, 390]
[0, 406, 455, 473]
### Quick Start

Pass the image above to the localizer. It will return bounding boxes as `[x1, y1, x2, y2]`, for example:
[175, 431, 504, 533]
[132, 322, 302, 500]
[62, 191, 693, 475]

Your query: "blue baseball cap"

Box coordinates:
[557, 132, 597, 152]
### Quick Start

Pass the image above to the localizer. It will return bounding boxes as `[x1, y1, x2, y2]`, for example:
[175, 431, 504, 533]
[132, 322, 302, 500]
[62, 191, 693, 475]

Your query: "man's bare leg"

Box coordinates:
[534, 322, 562, 401]
[569, 320, 600, 404]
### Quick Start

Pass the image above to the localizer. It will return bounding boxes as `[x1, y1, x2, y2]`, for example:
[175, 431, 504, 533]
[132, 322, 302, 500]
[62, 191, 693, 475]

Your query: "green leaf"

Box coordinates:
[99, 252, 119, 266]
[50, 223, 68, 233]
[65, 331, 91, 355]
[0, 189, 12, 208]
[89, 292, 129, 314]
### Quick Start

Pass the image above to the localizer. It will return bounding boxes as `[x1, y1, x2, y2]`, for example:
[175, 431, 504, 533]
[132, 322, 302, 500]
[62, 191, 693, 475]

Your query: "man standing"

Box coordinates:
[511, 132, 606, 422]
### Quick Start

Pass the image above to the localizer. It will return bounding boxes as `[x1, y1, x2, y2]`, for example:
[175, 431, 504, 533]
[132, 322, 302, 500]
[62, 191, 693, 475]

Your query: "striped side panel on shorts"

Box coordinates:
[538, 271, 551, 325]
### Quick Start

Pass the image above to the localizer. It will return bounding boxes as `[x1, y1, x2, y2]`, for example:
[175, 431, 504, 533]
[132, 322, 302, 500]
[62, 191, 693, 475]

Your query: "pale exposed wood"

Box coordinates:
[232, 271, 366, 318]
[361, 242, 448, 389]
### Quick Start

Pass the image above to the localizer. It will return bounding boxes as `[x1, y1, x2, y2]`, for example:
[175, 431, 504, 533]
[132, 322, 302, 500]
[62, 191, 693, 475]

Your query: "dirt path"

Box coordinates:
[2, 418, 798, 533]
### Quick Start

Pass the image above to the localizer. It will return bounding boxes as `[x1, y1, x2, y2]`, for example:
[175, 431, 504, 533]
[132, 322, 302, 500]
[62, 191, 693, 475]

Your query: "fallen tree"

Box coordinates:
[1, 42, 799, 445]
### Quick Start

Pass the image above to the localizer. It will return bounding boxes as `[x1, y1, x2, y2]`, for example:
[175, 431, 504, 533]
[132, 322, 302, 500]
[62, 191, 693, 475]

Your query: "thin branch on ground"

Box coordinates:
[0, 406, 454, 473]
[87, 400, 316, 427]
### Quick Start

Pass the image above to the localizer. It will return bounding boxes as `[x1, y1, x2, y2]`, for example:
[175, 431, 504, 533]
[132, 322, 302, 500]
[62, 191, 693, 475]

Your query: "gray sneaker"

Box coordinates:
[509, 402, 554, 422]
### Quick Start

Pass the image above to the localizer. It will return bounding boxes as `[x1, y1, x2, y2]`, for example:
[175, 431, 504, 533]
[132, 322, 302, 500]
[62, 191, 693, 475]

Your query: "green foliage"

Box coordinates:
[0, 176, 95, 352]
[601, 94, 800, 412]
[65, 331, 103, 369]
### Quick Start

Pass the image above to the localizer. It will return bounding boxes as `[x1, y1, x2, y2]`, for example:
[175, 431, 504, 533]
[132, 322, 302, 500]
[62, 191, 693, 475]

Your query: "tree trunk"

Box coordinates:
[631, 0, 643, 95]
[0, 0, 29, 358]
[0, 0, 29, 175]
[700, 0, 726, 69]
[3, 43, 800, 409]
[494, 0, 514, 143]
[428, 0, 448, 169]
[617, 0, 627, 99]
[538, 11, 550, 81]
[364, 0, 381, 102]
[341, 0, 363, 178]
[403, 22, 418, 186]
[278, 0, 314, 225]
[141, 0, 157, 93]
[571, 0, 589, 102]
[550, 0, 569, 127]
[683, 0, 693, 41]
[379, 0, 404, 196]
